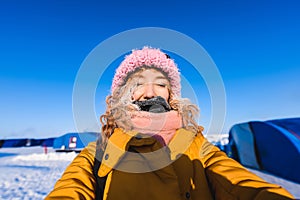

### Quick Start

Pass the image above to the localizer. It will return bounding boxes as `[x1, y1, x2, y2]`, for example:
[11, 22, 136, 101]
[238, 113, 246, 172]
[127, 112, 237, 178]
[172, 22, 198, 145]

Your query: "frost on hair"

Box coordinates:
[99, 67, 200, 148]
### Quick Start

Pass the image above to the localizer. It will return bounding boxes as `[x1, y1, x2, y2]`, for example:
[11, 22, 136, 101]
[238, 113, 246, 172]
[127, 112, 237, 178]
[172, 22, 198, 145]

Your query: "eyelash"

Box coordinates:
[157, 83, 167, 87]
[136, 83, 167, 87]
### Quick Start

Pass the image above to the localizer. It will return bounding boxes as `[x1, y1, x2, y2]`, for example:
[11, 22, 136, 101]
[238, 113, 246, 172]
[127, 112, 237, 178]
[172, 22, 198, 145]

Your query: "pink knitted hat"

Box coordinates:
[111, 46, 181, 97]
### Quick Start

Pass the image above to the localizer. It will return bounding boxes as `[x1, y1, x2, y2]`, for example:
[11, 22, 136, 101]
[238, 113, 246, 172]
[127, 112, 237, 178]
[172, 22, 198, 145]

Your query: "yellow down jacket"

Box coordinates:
[46, 128, 294, 200]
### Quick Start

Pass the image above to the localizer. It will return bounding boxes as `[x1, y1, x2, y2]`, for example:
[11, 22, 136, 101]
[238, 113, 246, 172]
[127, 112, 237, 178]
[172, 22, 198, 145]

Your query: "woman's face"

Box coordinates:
[131, 69, 170, 101]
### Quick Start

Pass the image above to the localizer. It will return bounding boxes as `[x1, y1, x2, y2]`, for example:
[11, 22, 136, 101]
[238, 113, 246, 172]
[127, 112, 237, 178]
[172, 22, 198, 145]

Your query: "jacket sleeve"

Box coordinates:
[45, 142, 97, 200]
[195, 133, 295, 200]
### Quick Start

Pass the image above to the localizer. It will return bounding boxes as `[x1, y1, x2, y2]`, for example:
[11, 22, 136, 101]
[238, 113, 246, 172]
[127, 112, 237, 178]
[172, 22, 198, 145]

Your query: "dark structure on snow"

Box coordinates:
[227, 118, 300, 184]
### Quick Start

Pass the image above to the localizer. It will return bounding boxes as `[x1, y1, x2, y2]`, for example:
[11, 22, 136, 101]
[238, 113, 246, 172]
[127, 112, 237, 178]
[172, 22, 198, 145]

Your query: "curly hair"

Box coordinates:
[99, 67, 201, 149]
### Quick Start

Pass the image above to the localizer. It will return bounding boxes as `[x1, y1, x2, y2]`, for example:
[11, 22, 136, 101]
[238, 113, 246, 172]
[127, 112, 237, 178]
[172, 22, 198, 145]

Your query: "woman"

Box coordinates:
[46, 47, 294, 200]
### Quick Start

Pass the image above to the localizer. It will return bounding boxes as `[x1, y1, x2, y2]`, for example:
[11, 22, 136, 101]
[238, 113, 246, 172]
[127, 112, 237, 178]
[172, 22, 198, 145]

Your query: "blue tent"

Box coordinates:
[227, 118, 300, 183]
[42, 138, 55, 147]
[0, 138, 55, 148]
[0, 138, 28, 148]
[53, 132, 98, 151]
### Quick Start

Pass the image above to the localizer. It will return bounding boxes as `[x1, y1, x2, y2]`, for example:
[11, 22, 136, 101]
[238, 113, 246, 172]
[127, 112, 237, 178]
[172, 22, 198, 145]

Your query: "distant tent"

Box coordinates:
[53, 132, 98, 151]
[0, 138, 56, 148]
[42, 138, 55, 147]
[228, 118, 300, 183]
[0, 138, 28, 148]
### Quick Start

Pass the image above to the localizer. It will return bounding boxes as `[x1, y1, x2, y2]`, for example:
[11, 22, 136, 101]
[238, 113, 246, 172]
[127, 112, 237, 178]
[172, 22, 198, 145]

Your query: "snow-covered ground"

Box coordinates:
[0, 147, 77, 200]
[0, 146, 299, 199]
[247, 168, 300, 199]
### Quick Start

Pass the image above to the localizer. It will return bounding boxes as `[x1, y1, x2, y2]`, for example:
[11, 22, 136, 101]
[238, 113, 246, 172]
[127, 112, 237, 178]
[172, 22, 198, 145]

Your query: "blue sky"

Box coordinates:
[0, 0, 299, 138]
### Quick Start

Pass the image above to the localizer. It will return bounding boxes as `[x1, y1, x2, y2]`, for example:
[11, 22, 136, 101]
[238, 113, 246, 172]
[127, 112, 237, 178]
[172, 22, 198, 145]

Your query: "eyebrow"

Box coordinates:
[135, 75, 169, 81]
[155, 76, 169, 81]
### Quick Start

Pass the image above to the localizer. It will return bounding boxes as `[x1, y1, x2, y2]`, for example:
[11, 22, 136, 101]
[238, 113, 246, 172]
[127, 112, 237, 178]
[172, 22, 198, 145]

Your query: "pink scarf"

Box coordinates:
[130, 110, 182, 145]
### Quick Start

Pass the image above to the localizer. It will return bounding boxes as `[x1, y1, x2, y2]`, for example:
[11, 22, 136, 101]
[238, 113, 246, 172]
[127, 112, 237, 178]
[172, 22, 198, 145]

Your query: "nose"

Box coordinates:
[143, 83, 156, 100]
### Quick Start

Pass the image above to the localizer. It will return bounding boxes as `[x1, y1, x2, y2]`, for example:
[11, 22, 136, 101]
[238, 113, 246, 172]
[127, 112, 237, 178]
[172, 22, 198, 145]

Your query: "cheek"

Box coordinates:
[162, 91, 170, 100]
[132, 89, 142, 100]
[155, 87, 169, 100]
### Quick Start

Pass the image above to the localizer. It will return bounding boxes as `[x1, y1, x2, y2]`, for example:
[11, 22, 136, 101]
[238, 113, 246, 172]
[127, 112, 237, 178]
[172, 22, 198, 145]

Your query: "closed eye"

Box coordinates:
[156, 83, 167, 87]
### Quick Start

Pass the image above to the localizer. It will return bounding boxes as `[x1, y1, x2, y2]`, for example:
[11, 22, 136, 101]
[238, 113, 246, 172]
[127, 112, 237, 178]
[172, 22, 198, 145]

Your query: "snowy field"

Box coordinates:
[0, 146, 300, 200]
[0, 147, 77, 200]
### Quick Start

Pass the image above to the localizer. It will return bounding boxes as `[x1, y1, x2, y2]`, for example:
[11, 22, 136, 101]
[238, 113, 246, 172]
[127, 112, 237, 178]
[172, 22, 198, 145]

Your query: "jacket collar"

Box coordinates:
[98, 128, 195, 177]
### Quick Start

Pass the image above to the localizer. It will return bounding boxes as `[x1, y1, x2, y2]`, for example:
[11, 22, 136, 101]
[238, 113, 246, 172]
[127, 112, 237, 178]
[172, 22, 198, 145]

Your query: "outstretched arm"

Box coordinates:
[45, 142, 97, 200]
[195, 133, 294, 200]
